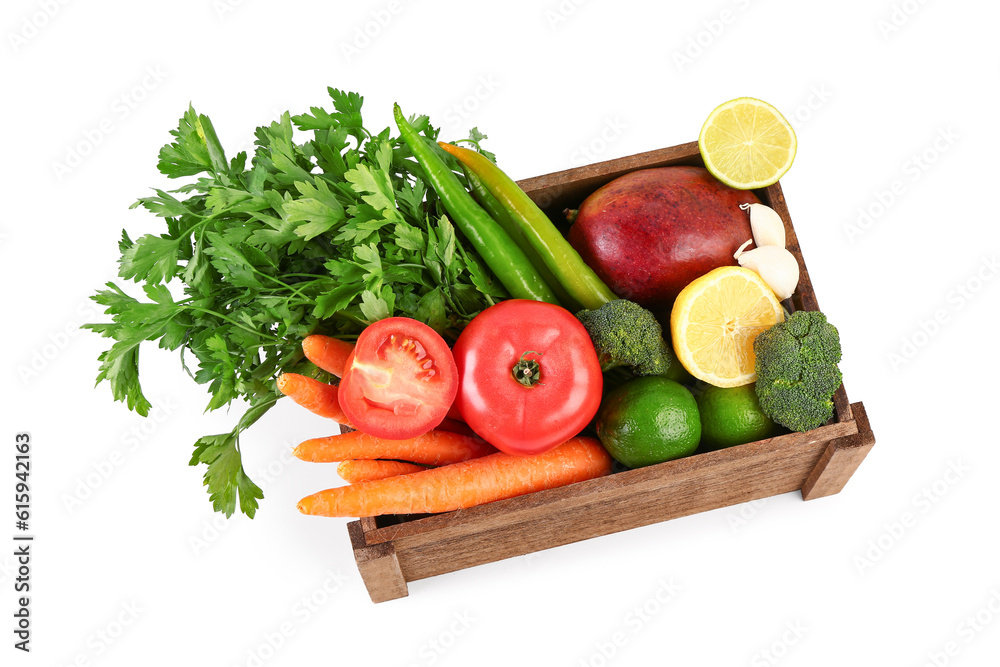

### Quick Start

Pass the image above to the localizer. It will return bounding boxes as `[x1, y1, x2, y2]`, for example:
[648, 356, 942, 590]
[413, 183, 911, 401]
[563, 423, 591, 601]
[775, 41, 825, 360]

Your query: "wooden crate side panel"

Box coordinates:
[515, 142, 702, 213]
[767, 181, 821, 314]
[393, 442, 826, 581]
[831, 384, 854, 424]
[388, 426, 856, 581]
[761, 182, 852, 424]
[363, 420, 856, 547]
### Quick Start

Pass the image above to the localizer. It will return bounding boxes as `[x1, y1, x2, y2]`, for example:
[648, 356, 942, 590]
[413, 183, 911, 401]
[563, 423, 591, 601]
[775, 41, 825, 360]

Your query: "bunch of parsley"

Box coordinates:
[84, 88, 506, 518]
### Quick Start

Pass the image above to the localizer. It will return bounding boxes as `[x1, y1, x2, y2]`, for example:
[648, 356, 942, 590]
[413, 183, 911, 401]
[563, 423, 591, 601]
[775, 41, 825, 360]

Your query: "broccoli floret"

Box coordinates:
[754, 311, 843, 432]
[576, 300, 676, 377]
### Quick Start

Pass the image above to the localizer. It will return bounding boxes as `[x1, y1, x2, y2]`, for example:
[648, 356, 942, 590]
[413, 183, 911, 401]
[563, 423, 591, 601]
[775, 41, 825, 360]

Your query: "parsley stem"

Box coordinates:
[249, 269, 311, 300]
[454, 138, 483, 151]
[279, 297, 367, 327]
[329, 310, 367, 326]
[181, 305, 285, 342]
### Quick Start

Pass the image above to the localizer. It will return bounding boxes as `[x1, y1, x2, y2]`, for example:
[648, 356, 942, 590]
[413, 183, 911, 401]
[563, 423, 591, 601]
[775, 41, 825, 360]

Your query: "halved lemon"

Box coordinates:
[670, 266, 784, 387]
[698, 97, 796, 190]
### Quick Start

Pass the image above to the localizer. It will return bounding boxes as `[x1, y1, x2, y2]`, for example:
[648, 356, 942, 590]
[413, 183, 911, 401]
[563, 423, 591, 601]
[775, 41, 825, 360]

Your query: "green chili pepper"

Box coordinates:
[393, 104, 560, 305]
[462, 166, 578, 310]
[439, 142, 618, 311]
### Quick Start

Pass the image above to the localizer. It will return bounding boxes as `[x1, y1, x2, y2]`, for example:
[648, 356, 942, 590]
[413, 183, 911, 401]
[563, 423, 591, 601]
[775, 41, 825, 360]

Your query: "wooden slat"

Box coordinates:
[364, 420, 856, 547]
[516, 142, 703, 213]
[801, 402, 875, 501]
[762, 180, 851, 424]
[389, 422, 857, 581]
[832, 384, 853, 423]
[767, 181, 820, 313]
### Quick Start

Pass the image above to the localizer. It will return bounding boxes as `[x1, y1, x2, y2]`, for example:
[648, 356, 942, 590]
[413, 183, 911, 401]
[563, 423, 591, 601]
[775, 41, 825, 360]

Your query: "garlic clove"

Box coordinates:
[740, 202, 786, 249]
[734, 245, 799, 300]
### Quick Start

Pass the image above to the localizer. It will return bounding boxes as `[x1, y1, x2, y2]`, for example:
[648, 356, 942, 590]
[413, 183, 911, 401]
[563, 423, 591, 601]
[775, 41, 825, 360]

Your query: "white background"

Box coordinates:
[3, 0, 999, 665]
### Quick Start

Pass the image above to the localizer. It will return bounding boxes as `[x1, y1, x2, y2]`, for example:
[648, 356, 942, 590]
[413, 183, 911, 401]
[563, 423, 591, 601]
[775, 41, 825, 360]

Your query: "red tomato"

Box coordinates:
[338, 318, 458, 440]
[452, 300, 603, 455]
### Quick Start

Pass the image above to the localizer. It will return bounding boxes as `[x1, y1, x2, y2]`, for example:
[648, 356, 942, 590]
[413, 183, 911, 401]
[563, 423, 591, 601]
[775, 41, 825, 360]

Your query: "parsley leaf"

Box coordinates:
[119, 235, 181, 284]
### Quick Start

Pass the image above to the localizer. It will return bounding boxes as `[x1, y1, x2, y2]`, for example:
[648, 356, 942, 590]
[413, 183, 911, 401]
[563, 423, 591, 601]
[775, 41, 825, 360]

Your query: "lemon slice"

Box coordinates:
[670, 266, 784, 387]
[698, 97, 797, 190]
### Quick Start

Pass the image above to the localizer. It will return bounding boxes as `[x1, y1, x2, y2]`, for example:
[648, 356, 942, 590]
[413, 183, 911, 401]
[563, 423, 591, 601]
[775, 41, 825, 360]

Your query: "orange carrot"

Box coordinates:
[276, 373, 351, 424]
[302, 335, 355, 377]
[336, 460, 428, 484]
[293, 429, 495, 465]
[297, 437, 612, 517]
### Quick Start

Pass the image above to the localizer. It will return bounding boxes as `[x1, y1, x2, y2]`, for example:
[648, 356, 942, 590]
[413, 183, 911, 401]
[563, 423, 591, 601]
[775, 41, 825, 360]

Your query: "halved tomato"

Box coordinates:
[337, 318, 458, 440]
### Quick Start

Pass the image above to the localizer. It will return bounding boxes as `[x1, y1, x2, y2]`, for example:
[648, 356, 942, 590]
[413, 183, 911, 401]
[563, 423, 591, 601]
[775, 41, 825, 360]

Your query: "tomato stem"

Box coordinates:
[512, 351, 542, 388]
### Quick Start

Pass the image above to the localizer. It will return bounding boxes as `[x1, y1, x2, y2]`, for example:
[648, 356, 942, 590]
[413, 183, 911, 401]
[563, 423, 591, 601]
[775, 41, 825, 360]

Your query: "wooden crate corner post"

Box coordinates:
[801, 402, 875, 501]
[348, 520, 409, 603]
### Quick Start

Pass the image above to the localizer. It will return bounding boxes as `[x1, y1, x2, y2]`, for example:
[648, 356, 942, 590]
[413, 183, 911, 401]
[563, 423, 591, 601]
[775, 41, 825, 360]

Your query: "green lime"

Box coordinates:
[697, 383, 779, 450]
[595, 376, 701, 468]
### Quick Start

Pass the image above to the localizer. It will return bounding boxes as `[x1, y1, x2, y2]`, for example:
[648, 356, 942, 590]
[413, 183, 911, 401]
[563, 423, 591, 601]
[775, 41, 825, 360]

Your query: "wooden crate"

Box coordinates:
[346, 141, 875, 603]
